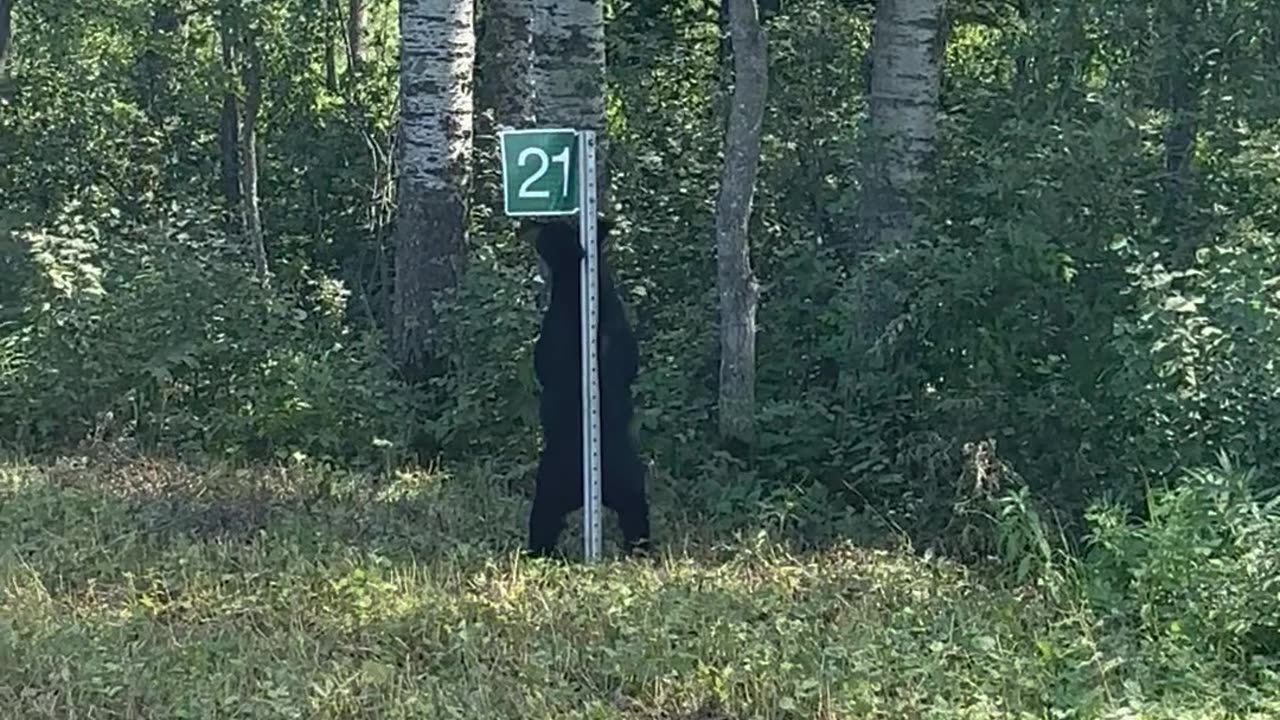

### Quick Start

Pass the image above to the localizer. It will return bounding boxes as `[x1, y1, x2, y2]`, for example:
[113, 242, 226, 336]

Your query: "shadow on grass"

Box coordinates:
[1, 446, 529, 566]
[0, 443, 885, 576]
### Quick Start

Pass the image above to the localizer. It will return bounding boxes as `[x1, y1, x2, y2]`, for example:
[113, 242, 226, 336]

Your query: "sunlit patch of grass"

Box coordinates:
[1, 454, 1277, 719]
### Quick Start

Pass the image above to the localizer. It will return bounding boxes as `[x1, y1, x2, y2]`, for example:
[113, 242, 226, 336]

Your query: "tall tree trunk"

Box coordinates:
[526, 0, 600, 313]
[217, 2, 242, 233]
[240, 34, 269, 283]
[137, 3, 178, 119]
[0, 0, 12, 80]
[325, 0, 339, 91]
[1159, 4, 1201, 264]
[859, 0, 946, 252]
[346, 0, 365, 76]
[393, 0, 476, 374]
[532, 0, 608, 209]
[716, 0, 767, 449]
[484, 0, 534, 128]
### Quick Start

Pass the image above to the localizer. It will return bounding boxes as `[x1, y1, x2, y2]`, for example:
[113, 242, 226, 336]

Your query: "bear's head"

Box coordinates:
[529, 217, 616, 272]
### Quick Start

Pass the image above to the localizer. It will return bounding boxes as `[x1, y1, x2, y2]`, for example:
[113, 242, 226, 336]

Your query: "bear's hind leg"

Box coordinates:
[603, 453, 652, 556]
[526, 451, 581, 558]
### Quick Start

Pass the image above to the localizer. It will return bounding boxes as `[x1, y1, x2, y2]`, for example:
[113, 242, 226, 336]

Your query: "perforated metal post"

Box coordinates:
[578, 130, 603, 563]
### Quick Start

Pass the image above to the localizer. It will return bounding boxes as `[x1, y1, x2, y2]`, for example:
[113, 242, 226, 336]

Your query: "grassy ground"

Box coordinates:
[1, 451, 1275, 719]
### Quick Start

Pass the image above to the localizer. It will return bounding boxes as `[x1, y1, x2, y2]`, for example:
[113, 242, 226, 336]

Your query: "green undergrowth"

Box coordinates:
[1, 453, 1276, 719]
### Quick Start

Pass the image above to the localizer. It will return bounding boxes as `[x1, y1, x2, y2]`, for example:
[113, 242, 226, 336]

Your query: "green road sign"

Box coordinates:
[499, 128, 579, 216]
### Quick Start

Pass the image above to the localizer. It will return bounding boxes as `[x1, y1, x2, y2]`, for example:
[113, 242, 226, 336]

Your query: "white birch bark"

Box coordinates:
[486, 0, 534, 128]
[861, 0, 946, 250]
[393, 0, 476, 371]
[240, 34, 269, 283]
[531, 0, 608, 203]
[716, 0, 767, 448]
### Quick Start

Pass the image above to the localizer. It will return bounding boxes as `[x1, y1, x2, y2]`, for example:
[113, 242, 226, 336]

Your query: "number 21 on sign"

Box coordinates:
[498, 128, 580, 216]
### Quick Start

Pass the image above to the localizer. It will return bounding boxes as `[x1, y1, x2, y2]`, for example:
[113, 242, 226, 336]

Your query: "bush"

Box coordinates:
[1111, 223, 1280, 481]
[412, 229, 544, 463]
[0, 207, 416, 465]
[1083, 456, 1280, 665]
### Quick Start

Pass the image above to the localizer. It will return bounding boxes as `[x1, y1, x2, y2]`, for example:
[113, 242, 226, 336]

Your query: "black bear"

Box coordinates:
[526, 217, 651, 558]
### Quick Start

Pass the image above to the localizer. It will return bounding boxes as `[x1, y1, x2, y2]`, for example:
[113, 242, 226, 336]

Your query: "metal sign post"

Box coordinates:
[577, 131, 604, 563]
[498, 125, 604, 563]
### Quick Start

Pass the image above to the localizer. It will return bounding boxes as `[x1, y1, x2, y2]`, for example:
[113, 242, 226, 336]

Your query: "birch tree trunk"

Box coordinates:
[860, 0, 946, 251]
[484, 0, 534, 128]
[526, 0, 602, 311]
[532, 0, 608, 207]
[716, 0, 766, 448]
[239, 33, 269, 283]
[393, 0, 476, 373]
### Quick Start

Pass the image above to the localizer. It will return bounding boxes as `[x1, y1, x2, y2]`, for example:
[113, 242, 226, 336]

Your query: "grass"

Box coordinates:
[1, 450, 1277, 719]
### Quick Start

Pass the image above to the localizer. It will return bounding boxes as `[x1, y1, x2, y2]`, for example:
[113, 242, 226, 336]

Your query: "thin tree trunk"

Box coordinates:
[325, 0, 339, 91]
[346, 0, 364, 76]
[217, 2, 241, 232]
[859, 0, 946, 252]
[138, 3, 178, 119]
[240, 34, 269, 283]
[716, 0, 767, 449]
[393, 0, 476, 374]
[532, 0, 608, 210]
[1160, 8, 1200, 264]
[0, 0, 12, 79]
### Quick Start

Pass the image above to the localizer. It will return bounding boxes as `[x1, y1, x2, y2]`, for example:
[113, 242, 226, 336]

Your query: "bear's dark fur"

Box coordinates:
[526, 218, 651, 557]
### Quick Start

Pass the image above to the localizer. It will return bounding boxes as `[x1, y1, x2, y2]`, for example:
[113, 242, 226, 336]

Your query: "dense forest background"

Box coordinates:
[5, 0, 1279, 541]
[4, 0, 1280, 715]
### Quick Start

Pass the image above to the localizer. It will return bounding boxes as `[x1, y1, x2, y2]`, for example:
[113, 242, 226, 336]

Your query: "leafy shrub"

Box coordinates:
[1084, 456, 1280, 663]
[416, 232, 544, 463]
[0, 207, 416, 465]
[1111, 223, 1280, 481]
